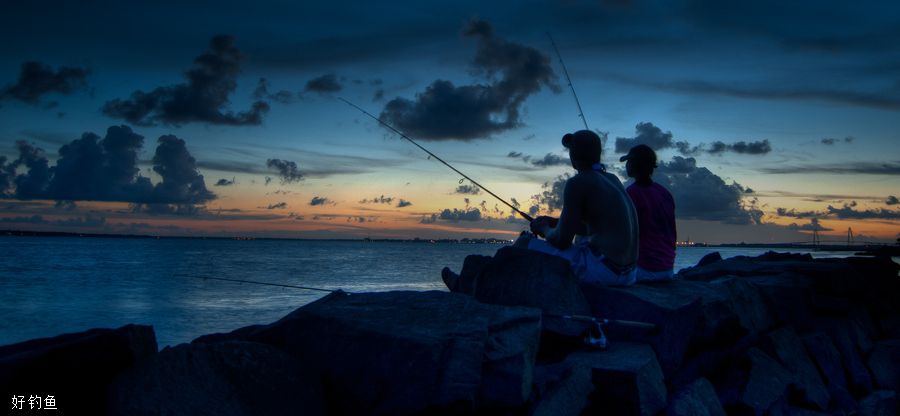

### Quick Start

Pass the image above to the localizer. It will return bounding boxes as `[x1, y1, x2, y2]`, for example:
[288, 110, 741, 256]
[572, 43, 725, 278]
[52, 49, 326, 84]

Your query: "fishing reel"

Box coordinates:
[583, 320, 608, 350]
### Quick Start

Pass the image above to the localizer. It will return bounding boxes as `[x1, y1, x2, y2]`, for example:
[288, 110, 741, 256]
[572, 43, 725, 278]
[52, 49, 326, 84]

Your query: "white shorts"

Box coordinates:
[635, 267, 675, 282]
[527, 238, 636, 287]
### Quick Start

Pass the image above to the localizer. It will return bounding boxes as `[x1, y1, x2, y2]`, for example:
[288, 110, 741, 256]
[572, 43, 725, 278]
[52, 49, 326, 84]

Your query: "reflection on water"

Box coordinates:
[0, 237, 876, 347]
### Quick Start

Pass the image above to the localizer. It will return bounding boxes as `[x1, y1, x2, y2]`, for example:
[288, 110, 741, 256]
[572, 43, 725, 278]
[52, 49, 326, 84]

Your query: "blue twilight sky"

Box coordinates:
[0, 0, 898, 242]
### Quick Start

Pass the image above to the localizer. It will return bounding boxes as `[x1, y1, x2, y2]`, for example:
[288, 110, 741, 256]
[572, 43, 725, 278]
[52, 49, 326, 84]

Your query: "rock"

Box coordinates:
[801, 332, 858, 413]
[857, 390, 897, 416]
[579, 281, 702, 375]
[695, 251, 722, 268]
[867, 340, 900, 397]
[471, 247, 592, 337]
[529, 361, 592, 416]
[569, 342, 667, 416]
[716, 347, 793, 414]
[759, 327, 830, 410]
[666, 378, 725, 416]
[108, 341, 323, 416]
[813, 318, 875, 396]
[0, 324, 156, 413]
[234, 290, 542, 414]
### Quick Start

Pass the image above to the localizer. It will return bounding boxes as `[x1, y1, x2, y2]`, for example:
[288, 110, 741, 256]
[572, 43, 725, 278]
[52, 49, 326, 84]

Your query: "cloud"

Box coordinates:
[788, 218, 832, 232]
[508, 151, 570, 167]
[887, 195, 899, 205]
[379, 19, 557, 140]
[266, 202, 287, 209]
[309, 196, 332, 206]
[265, 159, 304, 184]
[825, 203, 900, 220]
[454, 184, 481, 195]
[102, 35, 269, 126]
[0, 214, 106, 228]
[707, 140, 771, 155]
[760, 161, 900, 175]
[214, 178, 234, 186]
[2, 126, 215, 210]
[655, 157, 762, 224]
[420, 213, 438, 224]
[397, 199, 412, 208]
[1, 61, 90, 105]
[438, 208, 482, 222]
[359, 195, 394, 204]
[303, 73, 342, 94]
[253, 78, 295, 104]
[775, 207, 822, 218]
[614, 122, 676, 153]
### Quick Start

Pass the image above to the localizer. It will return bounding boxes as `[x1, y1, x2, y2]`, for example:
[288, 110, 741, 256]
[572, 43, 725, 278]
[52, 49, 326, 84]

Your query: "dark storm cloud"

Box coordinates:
[788, 218, 832, 232]
[655, 157, 762, 224]
[507, 151, 569, 167]
[266, 202, 288, 209]
[0, 156, 13, 196]
[253, 78, 295, 104]
[265, 159, 304, 184]
[380, 19, 558, 141]
[826, 203, 900, 220]
[214, 178, 234, 186]
[776, 207, 822, 219]
[397, 199, 412, 208]
[1, 61, 89, 105]
[102, 35, 269, 126]
[707, 140, 771, 155]
[886, 195, 899, 205]
[359, 195, 394, 204]
[820, 137, 854, 145]
[607, 75, 900, 112]
[454, 184, 481, 195]
[760, 161, 900, 175]
[614, 122, 676, 153]
[309, 196, 332, 206]
[420, 213, 438, 224]
[1, 127, 215, 210]
[303, 73, 342, 94]
[438, 208, 482, 222]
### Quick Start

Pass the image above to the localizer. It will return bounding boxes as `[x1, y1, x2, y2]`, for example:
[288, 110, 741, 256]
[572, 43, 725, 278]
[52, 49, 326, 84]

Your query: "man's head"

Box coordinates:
[562, 130, 602, 169]
[620, 144, 657, 179]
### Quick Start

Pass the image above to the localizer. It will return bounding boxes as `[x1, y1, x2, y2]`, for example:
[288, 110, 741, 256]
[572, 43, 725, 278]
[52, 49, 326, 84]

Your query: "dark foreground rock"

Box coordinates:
[0, 324, 156, 413]
[108, 341, 323, 416]
[2, 250, 898, 415]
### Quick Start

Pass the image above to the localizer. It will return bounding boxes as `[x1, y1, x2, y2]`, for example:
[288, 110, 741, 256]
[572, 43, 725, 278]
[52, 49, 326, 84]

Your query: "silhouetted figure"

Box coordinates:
[620, 144, 676, 281]
[514, 130, 638, 286]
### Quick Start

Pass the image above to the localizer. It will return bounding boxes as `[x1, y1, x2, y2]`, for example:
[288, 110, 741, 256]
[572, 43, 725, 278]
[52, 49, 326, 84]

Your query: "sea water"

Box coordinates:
[0, 236, 871, 347]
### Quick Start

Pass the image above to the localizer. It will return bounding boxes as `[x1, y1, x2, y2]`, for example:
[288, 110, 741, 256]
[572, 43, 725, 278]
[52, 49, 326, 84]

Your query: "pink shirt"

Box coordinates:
[626, 182, 676, 271]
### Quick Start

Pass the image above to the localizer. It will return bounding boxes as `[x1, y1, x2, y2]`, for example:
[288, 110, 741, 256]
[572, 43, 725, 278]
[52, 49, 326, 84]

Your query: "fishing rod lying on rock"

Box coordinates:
[179, 274, 656, 350]
[338, 97, 534, 223]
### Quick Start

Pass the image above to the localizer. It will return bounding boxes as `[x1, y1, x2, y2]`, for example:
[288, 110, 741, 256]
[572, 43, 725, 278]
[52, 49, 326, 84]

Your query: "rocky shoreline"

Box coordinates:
[1, 249, 898, 415]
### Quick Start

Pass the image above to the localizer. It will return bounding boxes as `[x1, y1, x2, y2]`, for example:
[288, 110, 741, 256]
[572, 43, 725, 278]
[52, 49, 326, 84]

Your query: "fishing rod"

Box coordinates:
[547, 33, 589, 131]
[338, 97, 534, 222]
[177, 273, 340, 293]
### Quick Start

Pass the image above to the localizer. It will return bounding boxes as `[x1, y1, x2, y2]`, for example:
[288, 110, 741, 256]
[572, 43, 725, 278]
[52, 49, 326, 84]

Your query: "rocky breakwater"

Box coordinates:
[1, 248, 898, 415]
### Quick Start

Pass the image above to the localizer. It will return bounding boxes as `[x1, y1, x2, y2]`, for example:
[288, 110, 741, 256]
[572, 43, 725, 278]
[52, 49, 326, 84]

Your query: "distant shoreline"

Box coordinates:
[2, 229, 897, 254]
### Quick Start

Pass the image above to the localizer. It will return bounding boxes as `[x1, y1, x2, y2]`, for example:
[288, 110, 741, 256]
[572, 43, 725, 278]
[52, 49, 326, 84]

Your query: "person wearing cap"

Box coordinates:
[513, 130, 639, 286]
[620, 144, 676, 281]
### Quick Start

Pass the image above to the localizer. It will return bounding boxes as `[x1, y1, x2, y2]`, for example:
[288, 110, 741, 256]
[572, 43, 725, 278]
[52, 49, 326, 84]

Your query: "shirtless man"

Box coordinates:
[514, 130, 639, 286]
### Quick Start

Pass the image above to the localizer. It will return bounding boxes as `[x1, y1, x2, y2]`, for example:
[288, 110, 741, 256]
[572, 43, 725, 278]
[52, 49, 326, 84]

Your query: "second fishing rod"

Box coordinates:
[338, 97, 534, 223]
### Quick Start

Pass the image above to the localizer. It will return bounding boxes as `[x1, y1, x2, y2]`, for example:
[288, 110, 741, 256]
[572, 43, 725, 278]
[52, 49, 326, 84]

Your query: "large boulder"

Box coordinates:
[580, 280, 702, 375]
[108, 341, 323, 416]
[666, 377, 725, 416]
[801, 332, 857, 413]
[199, 290, 542, 414]
[716, 347, 793, 414]
[569, 342, 668, 416]
[759, 327, 830, 410]
[468, 247, 592, 337]
[812, 318, 875, 396]
[857, 390, 897, 416]
[529, 361, 592, 416]
[0, 324, 156, 413]
[867, 340, 900, 397]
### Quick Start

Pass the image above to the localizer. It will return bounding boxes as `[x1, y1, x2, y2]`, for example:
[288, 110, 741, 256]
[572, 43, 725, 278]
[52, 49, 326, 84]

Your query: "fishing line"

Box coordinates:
[338, 97, 534, 222]
[177, 273, 340, 293]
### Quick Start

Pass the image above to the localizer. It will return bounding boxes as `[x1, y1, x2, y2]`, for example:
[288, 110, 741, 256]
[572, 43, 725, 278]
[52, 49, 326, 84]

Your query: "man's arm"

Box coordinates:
[545, 179, 583, 249]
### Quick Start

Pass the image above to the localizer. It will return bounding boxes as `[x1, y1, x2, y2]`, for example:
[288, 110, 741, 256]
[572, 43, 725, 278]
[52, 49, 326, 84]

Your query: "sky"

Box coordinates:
[0, 0, 898, 243]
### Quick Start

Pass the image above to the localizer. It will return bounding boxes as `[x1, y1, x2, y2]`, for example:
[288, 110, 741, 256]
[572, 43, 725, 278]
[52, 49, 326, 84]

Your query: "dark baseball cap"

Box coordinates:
[619, 144, 657, 165]
[561, 130, 602, 163]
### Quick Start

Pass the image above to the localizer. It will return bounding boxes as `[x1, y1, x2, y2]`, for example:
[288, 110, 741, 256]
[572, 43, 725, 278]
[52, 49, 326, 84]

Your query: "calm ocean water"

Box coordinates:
[0, 236, 872, 348]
